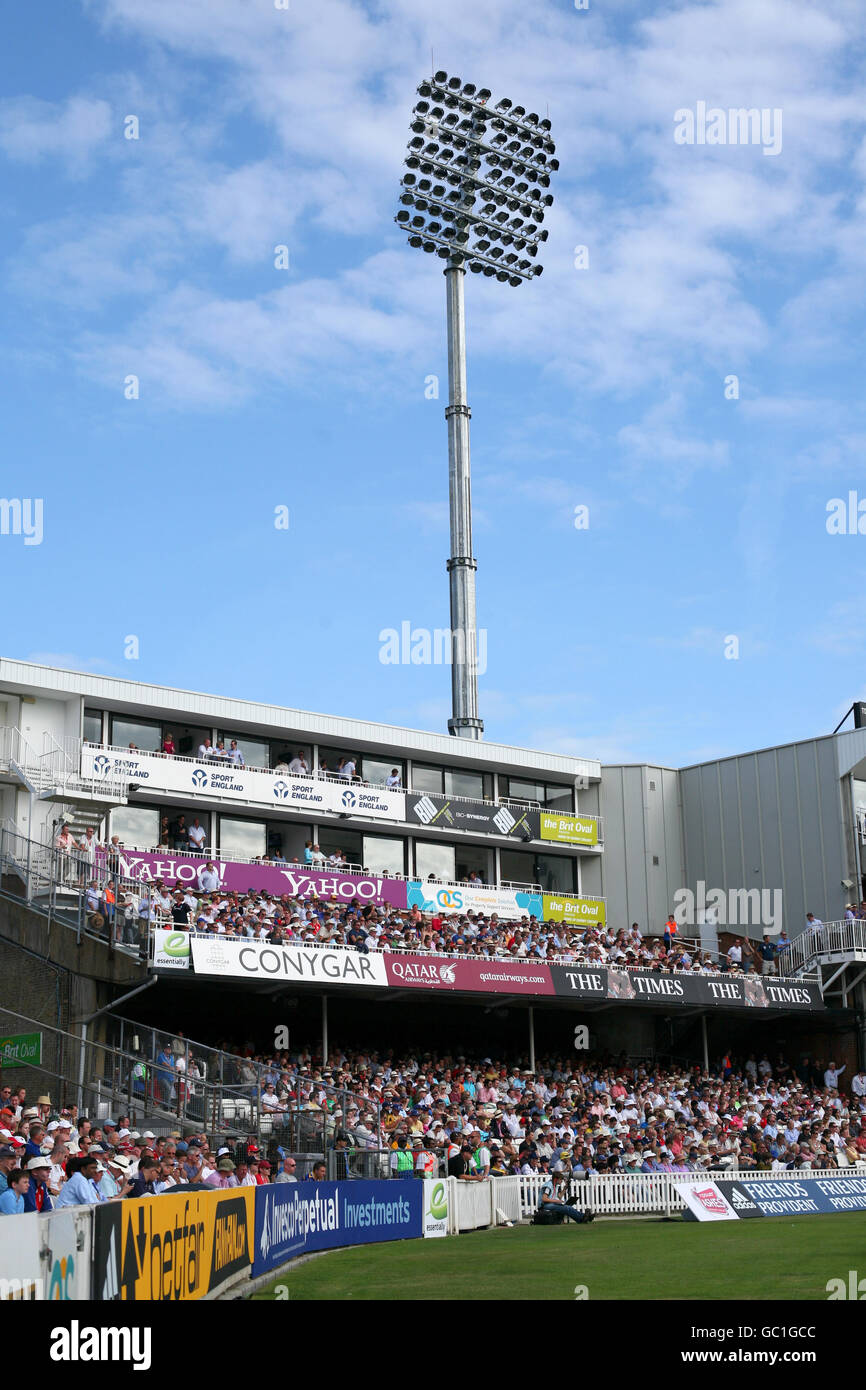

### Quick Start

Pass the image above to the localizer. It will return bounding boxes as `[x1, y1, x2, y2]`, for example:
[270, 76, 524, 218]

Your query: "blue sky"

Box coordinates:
[1, 0, 864, 767]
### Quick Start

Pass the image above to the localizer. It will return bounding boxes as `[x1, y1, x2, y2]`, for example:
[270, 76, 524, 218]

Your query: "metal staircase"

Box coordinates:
[783, 919, 866, 1008]
[0, 726, 126, 840]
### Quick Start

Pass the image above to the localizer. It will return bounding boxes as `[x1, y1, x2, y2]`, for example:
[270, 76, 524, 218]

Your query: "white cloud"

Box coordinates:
[0, 96, 112, 168]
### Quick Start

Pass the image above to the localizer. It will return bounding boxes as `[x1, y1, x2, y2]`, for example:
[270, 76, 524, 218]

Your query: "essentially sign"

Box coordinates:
[407, 879, 542, 919]
[253, 1180, 424, 1276]
[423, 1179, 449, 1238]
[190, 937, 389, 986]
[101, 849, 410, 910]
[542, 894, 607, 926]
[385, 956, 555, 995]
[152, 929, 190, 971]
[537, 812, 599, 847]
[0, 1032, 42, 1067]
[83, 746, 406, 822]
[680, 1176, 866, 1220]
[94, 1188, 255, 1300]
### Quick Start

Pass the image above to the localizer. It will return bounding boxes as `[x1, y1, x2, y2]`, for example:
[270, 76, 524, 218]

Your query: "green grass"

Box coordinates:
[251, 1213, 866, 1301]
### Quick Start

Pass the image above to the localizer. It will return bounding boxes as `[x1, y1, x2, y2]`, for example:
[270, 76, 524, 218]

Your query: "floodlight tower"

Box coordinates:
[396, 72, 558, 739]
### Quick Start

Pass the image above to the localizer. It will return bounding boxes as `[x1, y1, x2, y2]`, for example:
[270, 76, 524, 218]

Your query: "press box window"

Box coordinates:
[83, 709, 103, 745]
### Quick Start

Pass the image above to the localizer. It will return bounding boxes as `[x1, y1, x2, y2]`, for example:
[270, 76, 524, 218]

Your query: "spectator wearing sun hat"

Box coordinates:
[22, 1156, 54, 1212]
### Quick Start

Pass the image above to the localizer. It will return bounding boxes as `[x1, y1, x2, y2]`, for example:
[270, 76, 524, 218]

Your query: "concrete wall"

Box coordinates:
[599, 765, 684, 934]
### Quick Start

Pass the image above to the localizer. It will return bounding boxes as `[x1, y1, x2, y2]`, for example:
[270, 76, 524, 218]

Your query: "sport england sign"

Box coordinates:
[82, 747, 405, 822]
[253, 1180, 424, 1275]
[189, 937, 389, 986]
[679, 1176, 866, 1220]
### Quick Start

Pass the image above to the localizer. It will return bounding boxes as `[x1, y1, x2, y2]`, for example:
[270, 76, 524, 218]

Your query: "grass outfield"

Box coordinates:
[251, 1213, 866, 1301]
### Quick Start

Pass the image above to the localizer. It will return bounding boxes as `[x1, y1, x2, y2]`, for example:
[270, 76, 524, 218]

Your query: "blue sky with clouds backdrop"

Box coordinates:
[1, 0, 864, 767]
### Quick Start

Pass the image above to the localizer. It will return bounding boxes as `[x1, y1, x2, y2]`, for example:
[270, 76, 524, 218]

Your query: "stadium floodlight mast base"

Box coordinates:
[396, 72, 557, 740]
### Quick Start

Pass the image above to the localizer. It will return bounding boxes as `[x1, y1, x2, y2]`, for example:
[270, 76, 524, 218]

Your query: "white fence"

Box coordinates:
[450, 1176, 523, 1232]
[516, 1165, 866, 1219]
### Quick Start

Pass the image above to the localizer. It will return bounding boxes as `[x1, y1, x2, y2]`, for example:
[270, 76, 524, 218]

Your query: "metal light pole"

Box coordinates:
[444, 264, 482, 737]
[396, 72, 558, 740]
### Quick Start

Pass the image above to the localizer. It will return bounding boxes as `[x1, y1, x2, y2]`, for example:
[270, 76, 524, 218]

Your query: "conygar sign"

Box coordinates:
[189, 938, 388, 985]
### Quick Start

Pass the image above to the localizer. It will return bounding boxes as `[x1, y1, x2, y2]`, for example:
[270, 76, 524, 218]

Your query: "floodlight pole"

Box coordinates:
[445, 260, 484, 739]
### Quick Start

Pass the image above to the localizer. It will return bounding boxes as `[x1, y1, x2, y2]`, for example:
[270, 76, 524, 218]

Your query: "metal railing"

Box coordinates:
[0, 726, 127, 805]
[781, 920, 866, 976]
[105, 841, 547, 896]
[0, 820, 153, 957]
[159, 923, 816, 982]
[0, 1004, 387, 1155]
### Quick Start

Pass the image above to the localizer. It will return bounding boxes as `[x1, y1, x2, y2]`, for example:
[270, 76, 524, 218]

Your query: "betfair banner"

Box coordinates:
[93, 1187, 254, 1300]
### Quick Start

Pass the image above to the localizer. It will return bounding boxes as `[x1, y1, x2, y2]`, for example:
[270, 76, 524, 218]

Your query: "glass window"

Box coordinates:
[362, 757, 404, 789]
[218, 818, 266, 860]
[362, 835, 405, 876]
[218, 732, 270, 770]
[316, 827, 363, 866]
[110, 717, 162, 753]
[499, 849, 540, 887]
[169, 724, 213, 759]
[266, 822, 312, 863]
[83, 710, 103, 745]
[411, 764, 444, 796]
[505, 778, 544, 805]
[533, 854, 576, 894]
[454, 844, 492, 883]
[108, 806, 159, 850]
[544, 783, 573, 813]
[315, 746, 361, 779]
[445, 769, 487, 800]
[415, 840, 455, 883]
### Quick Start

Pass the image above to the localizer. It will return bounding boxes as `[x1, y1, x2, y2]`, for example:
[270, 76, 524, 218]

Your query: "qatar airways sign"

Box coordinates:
[386, 957, 555, 995]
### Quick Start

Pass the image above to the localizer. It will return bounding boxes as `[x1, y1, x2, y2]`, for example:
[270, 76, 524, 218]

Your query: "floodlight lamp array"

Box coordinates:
[396, 72, 557, 284]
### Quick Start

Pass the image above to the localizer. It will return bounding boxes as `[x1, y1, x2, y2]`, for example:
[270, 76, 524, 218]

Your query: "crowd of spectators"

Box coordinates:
[85, 879, 808, 979]
[197, 1042, 866, 1179]
[0, 1085, 278, 1215]
[2, 1048, 863, 1214]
